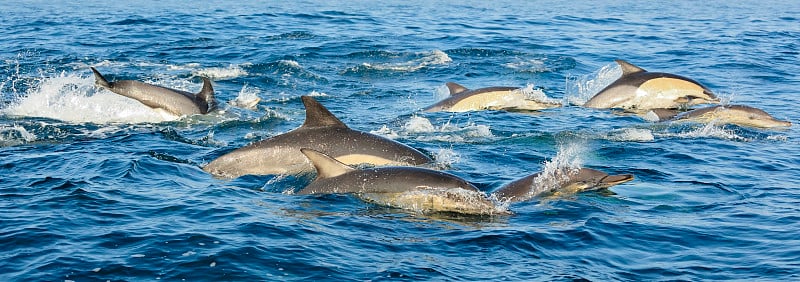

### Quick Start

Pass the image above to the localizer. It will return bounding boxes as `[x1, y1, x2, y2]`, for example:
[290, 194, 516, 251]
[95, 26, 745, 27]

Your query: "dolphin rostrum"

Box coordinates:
[669, 104, 792, 128]
[584, 60, 719, 111]
[91, 67, 217, 116]
[297, 148, 506, 215]
[492, 168, 634, 203]
[423, 82, 561, 112]
[203, 96, 433, 178]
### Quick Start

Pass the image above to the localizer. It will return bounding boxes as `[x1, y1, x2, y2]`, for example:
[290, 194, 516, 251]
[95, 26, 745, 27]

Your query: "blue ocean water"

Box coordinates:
[1, 0, 799, 280]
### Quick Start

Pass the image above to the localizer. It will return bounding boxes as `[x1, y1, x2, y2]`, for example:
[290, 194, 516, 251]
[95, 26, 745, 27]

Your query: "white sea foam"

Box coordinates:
[657, 122, 748, 141]
[605, 128, 655, 142]
[1, 73, 176, 124]
[306, 90, 328, 97]
[192, 64, 248, 80]
[565, 62, 622, 106]
[402, 116, 436, 133]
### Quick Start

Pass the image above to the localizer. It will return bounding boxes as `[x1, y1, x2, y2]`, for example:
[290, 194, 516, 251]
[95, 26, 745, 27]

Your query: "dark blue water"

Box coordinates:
[2, 0, 799, 280]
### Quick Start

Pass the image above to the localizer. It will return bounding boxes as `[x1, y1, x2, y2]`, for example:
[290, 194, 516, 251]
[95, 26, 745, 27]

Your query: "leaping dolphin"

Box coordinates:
[203, 96, 433, 178]
[91, 67, 217, 116]
[668, 104, 792, 128]
[423, 82, 561, 112]
[584, 60, 719, 111]
[492, 168, 634, 203]
[297, 148, 506, 215]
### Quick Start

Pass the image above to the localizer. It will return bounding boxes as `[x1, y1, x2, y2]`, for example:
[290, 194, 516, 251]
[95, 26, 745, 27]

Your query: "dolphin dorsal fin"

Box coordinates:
[90, 67, 112, 89]
[615, 60, 646, 75]
[446, 82, 469, 95]
[196, 77, 217, 113]
[301, 96, 348, 128]
[301, 148, 354, 179]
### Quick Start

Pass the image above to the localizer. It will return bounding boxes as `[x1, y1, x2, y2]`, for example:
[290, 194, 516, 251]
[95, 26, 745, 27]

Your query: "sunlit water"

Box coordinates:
[1, 1, 799, 280]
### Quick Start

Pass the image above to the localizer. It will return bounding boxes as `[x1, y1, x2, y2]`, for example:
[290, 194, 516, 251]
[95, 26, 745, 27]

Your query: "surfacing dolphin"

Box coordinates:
[423, 82, 561, 112]
[492, 168, 634, 203]
[584, 60, 719, 111]
[664, 104, 792, 128]
[203, 96, 433, 178]
[91, 67, 217, 116]
[297, 148, 507, 215]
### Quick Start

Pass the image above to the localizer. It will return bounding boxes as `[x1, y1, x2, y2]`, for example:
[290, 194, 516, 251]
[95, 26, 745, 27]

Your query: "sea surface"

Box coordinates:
[1, 0, 799, 280]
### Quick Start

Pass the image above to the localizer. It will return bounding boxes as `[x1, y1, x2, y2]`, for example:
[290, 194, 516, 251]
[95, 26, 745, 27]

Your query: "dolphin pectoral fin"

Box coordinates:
[615, 59, 647, 76]
[597, 174, 634, 189]
[90, 67, 112, 89]
[196, 77, 217, 113]
[300, 96, 348, 128]
[300, 148, 354, 179]
[445, 82, 469, 95]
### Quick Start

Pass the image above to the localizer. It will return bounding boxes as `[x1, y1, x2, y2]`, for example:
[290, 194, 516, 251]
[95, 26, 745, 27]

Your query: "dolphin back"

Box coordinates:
[91, 67, 113, 89]
[196, 78, 216, 113]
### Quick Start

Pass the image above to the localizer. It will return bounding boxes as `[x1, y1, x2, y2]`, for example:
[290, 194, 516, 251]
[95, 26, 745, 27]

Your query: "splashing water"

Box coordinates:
[565, 62, 622, 105]
[516, 84, 559, 105]
[433, 147, 461, 169]
[0, 125, 36, 146]
[529, 141, 587, 197]
[229, 84, 262, 110]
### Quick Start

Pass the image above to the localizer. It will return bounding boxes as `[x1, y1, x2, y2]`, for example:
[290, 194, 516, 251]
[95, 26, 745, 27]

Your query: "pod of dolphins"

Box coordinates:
[90, 59, 792, 215]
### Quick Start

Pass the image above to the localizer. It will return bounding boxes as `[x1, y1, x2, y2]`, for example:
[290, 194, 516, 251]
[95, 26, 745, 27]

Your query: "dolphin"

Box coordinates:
[91, 67, 217, 116]
[669, 104, 792, 128]
[297, 148, 506, 215]
[584, 60, 719, 111]
[492, 168, 634, 203]
[203, 96, 433, 178]
[423, 82, 561, 112]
